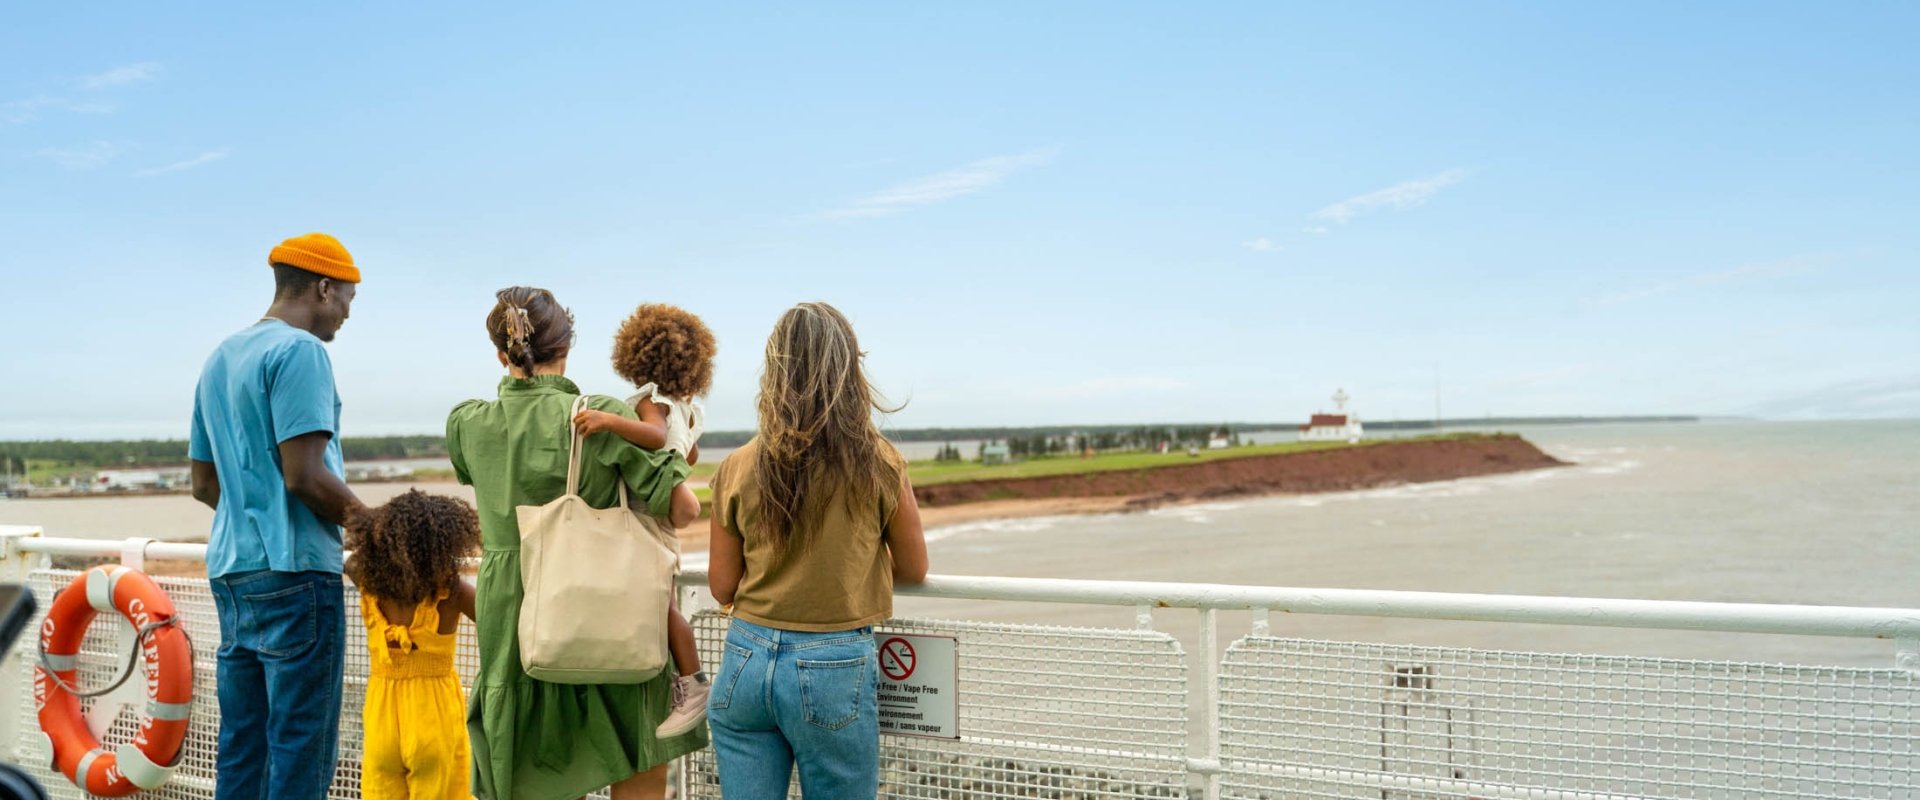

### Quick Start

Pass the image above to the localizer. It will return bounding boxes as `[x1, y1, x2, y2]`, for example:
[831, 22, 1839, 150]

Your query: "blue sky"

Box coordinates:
[2, 2, 1916, 439]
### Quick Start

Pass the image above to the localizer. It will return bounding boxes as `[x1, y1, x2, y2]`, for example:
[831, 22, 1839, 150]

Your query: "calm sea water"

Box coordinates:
[895, 418, 1920, 668]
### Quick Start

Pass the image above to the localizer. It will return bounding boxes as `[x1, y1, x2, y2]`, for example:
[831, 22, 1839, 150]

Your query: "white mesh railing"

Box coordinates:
[8, 564, 1193, 800]
[1218, 637, 1920, 800]
[3, 529, 1918, 800]
[679, 612, 1191, 799]
[10, 568, 549, 800]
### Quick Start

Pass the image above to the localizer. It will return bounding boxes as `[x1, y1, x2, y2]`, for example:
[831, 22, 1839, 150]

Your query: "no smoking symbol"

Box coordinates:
[879, 637, 916, 681]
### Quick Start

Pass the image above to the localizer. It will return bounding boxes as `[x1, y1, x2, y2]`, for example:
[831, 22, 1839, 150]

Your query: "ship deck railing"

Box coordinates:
[2, 526, 1916, 799]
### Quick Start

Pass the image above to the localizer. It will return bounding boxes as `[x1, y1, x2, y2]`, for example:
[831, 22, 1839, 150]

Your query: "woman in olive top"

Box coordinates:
[706, 302, 930, 799]
[447, 287, 706, 800]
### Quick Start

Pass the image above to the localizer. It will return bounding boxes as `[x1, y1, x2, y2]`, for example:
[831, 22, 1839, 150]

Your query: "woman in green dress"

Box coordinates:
[447, 287, 707, 800]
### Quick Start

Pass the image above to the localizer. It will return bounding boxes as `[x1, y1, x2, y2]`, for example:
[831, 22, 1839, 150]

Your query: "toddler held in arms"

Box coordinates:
[573, 302, 717, 738]
[344, 490, 479, 800]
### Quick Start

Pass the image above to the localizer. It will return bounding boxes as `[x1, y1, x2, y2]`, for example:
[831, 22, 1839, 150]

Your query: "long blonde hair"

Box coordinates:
[752, 302, 901, 556]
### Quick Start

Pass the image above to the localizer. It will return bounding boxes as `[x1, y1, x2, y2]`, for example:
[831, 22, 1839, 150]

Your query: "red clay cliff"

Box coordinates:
[912, 434, 1564, 509]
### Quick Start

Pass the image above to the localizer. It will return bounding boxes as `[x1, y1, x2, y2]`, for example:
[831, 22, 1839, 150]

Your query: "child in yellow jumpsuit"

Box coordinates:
[344, 490, 480, 800]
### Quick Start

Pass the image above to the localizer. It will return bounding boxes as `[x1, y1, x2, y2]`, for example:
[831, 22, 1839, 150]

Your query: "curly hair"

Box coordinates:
[610, 303, 717, 399]
[344, 490, 480, 606]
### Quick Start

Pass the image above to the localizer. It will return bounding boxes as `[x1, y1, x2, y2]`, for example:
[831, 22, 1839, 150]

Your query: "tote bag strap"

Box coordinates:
[565, 395, 589, 498]
[566, 394, 633, 507]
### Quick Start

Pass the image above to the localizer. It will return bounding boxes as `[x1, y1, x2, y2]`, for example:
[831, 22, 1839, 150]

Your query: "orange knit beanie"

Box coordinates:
[268, 233, 360, 283]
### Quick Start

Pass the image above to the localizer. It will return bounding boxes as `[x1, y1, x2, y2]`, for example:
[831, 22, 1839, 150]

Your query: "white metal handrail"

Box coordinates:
[6, 527, 1919, 800]
[710, 569, 1920, 640]
[7, 530, 1916, 640]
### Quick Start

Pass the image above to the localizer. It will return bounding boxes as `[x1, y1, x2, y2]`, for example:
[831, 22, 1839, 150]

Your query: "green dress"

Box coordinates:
[447, 375, 705, 800]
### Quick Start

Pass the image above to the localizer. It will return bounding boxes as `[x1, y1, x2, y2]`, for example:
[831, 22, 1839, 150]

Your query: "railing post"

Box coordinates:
[1199, 607, 1220, 800]
[120, 537, 155, 571]
[671, 578, 708, 800]
[0, 526, 45, 583]
[0, 526, 46, 763]
[1898, 634, 1920, 675]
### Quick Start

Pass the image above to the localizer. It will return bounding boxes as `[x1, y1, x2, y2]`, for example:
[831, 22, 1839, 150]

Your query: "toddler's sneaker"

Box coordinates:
[656, 672, 711, 737]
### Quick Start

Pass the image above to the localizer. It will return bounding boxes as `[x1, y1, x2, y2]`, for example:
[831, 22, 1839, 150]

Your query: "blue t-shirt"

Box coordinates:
[189, 320, 346, 578]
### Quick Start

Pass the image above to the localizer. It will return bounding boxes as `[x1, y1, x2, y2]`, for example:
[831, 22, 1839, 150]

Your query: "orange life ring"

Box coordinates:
[33, 566, 194, 796]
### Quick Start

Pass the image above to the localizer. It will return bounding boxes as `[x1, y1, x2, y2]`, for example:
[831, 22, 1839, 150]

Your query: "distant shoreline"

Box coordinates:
[670, 433, 1565, 553]
[10, 432, 1563, 505]
[911, 433, 1564, 509]
[0, 413, 1699, 465]
[870, 415, 1703, 445]
[0, 420, 1651, 494]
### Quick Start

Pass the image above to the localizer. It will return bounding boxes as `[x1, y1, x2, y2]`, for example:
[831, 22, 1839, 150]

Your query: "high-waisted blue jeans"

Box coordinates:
[707, 617, 878, 799]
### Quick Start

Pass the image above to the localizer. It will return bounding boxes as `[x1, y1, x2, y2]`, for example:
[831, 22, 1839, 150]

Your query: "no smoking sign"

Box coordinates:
[874, 632, 956, 739]
[879, 637, 916, 680]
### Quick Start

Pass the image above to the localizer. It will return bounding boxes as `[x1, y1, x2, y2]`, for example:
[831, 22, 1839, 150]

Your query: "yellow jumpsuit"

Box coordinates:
[360, 590, 472, 800]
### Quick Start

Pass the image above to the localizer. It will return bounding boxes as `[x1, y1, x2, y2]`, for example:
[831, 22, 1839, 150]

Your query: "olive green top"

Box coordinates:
[448, 375, 689, 544]
[710, 438, 905, 632]
[447, 374, 704, 800]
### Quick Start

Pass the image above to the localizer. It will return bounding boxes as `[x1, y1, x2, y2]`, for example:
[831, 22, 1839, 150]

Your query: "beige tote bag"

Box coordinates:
[516, 395, 677, 684]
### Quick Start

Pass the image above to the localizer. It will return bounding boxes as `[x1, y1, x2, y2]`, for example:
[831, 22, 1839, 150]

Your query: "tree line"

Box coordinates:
[987, 425, 1242, 459]
[0, 415, 1699, 472]
[0, 435, 449, 470]
[877, 415, 1697, 441]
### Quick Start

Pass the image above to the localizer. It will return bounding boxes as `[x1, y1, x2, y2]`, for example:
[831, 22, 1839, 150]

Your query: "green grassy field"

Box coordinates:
[675, 433, 1505, 516]
[21, 459, 94, 484]
[692, 433, 1503, 487]
[900, 433, 1501, 486]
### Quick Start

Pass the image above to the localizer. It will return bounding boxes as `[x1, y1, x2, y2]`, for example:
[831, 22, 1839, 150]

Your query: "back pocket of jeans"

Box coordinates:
[709, 642, 753, 711]
[240, 580, 317, 658]
[798, 655, 867, 731]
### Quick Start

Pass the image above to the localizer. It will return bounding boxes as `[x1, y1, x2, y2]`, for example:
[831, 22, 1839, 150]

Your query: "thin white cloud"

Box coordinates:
[1585, 256, 1828, 307]
[0, 97, 52, 126]
[134, 149, 229, 177]
[37, 141, 121, 170]
[1, 95, 111, 126]
[820, 149, 1055, 220]
[1301, 226, 1329, 235]
[1242, 237, 1279, 253]
[2, 64, 156, 126]
[81, 62, 162, 90]
[1032, 376, 1186, 400]
[1310, 168, 1468, 225]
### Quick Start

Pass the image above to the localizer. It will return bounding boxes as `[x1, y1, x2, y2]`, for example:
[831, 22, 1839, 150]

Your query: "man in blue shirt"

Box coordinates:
[189, 232, 366, 800]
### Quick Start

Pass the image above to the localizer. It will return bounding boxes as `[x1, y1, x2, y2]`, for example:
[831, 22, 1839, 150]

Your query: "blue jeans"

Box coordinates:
[208, 570, 345, 800]
[707, 618, 879, 799]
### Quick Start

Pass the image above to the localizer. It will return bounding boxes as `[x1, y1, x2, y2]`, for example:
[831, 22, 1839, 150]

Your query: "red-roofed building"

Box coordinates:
[1298, 390, 1365, 443]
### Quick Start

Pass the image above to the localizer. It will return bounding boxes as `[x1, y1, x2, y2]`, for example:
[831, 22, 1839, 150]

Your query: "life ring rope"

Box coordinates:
[36, 615, 185, 699]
